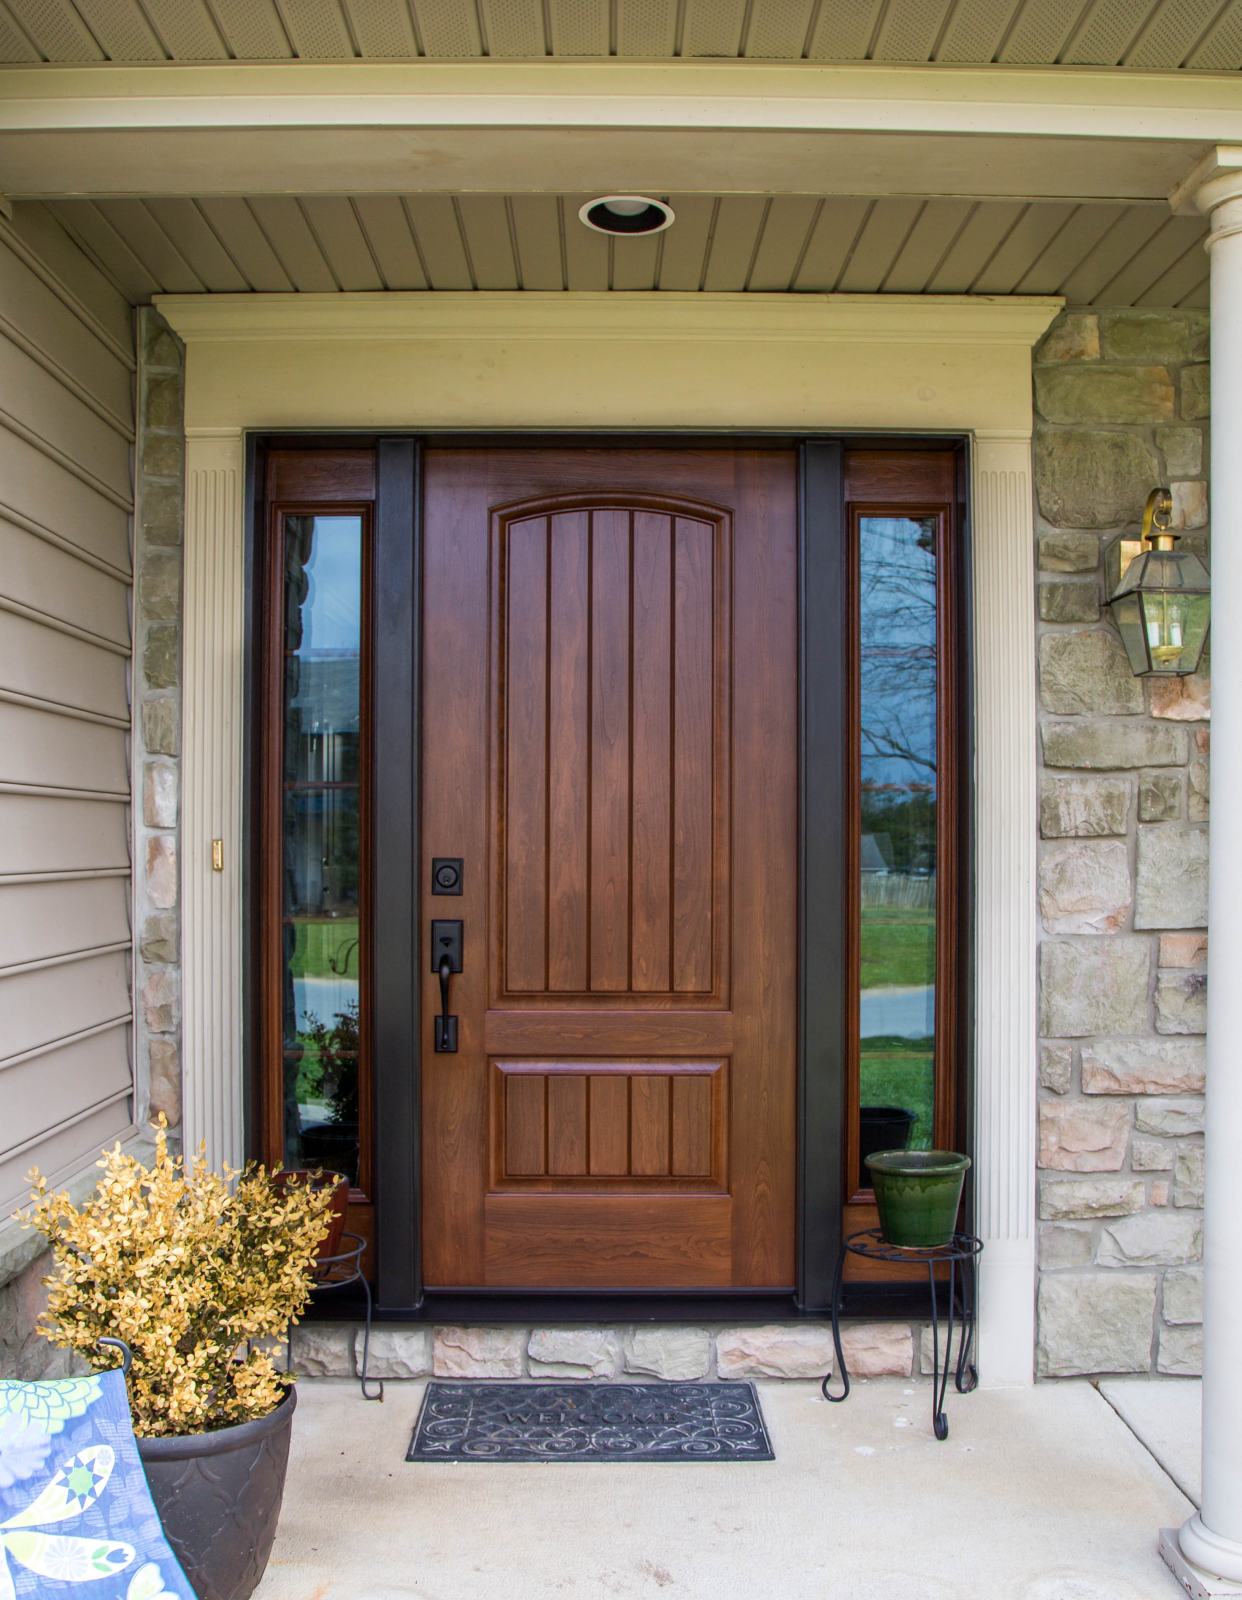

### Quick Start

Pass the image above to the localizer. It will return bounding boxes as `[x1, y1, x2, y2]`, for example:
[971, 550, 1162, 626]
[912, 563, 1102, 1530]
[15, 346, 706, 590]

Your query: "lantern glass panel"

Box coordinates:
[1111, 589, 1150, 675]
[1138, 588, 1210, 675]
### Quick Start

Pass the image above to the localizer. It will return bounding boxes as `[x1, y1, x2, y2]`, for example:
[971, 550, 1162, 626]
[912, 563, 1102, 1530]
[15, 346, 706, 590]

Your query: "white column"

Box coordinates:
[972, 433, 1039, 1387]
[1170, 149, 1242, 1587]
[181, 429, 246, 1173]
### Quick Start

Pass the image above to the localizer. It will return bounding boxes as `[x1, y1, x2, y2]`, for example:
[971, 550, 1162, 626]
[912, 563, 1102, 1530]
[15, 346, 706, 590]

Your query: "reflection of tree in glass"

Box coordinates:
[294, 1001, 360, 1186]
[300, 1001, 359, 1127]
[857, 517, 939, 1148]
[861, 791, 936, 877]
[277, 515, 365, 1182]
[282, 515, 362, 915]
[859, 517, 938, 875]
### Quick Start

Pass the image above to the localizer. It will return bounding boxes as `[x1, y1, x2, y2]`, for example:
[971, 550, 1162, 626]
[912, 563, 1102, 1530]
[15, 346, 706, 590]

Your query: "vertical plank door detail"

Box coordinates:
[491, 1059, 727, 1188]
[496, 499, 729, 1004]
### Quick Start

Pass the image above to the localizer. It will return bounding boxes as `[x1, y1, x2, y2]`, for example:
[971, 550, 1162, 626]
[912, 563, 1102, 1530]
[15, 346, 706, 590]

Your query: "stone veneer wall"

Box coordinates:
[1033, 308, 1209, 1378]
[134, 309, 185, 1135]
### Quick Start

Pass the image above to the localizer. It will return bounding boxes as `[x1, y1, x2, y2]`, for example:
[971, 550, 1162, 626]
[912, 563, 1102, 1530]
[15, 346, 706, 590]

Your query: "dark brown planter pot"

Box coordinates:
[137, 1384, 296, 1600]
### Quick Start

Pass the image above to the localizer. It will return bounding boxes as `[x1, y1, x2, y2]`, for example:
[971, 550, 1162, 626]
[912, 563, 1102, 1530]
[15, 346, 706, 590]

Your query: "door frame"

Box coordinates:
[245, 428, 973, 1321]
[168, 282, 1053, 1381]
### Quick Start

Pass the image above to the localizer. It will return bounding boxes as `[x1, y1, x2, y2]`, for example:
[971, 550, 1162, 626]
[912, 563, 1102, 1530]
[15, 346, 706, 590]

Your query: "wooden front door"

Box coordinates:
[420, 447, 798, 1289]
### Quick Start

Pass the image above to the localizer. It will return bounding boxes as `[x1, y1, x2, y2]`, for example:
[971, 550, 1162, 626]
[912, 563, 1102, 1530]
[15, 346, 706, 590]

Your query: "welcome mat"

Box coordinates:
[407, 1381, 774, 1463]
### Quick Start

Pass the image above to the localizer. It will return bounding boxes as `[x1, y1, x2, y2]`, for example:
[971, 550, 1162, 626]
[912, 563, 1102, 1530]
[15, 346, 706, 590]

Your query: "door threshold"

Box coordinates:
[385, 1290, 800, 1324]
[310, 1282, 952, 1324]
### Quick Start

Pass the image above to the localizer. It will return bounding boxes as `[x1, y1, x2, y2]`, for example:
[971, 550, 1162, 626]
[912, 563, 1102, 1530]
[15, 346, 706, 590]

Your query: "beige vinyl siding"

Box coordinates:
[0, 204, 136, 1212]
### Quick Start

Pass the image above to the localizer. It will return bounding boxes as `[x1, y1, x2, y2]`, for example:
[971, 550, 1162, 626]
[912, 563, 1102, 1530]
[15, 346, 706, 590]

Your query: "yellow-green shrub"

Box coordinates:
[22, 1123, 336, 1437]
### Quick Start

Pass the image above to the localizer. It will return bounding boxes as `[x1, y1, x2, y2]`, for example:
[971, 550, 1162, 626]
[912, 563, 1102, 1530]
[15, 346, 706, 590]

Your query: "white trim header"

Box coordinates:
[159, 291, 1061, 348]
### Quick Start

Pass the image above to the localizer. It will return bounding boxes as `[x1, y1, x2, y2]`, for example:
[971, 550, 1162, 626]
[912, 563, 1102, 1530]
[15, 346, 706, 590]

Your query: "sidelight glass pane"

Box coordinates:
[279, 514, 364, 1187]
[857, 514, 938, 1188]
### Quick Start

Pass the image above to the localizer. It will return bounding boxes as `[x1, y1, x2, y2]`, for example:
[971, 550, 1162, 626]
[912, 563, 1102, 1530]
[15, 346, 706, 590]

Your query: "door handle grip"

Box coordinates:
[435, 953, 458, 1053]
[431, 917, 462, 1053]
[438, 953, 453, 1018]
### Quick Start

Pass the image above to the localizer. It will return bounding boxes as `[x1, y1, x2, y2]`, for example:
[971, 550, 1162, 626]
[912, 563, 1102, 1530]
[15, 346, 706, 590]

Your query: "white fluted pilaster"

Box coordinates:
[972, 433, 1039, 1388]
[181, 430, 245, 1172]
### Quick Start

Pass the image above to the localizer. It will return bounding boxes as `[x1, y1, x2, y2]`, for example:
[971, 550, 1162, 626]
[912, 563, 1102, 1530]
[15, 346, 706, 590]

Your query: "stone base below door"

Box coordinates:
[291, 1321, 936, 1382]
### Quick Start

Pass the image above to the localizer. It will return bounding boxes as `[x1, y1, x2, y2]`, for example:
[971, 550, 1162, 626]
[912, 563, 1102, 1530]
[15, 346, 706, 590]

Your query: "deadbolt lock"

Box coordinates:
[431, 857, 463, 895]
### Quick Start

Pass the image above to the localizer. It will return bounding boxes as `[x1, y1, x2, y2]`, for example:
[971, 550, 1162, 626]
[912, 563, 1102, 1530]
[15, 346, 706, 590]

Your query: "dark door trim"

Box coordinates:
[798, 440, 848, 1313]
[372, 437, 421, 1309]
[955, 443, 978, 1242]
[244, 430, 972, 1321]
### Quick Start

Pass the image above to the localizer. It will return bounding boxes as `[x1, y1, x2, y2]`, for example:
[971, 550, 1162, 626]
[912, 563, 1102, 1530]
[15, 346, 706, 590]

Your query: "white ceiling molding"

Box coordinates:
[4, 61, 1241, 136]
[3, 129, 1215, 205]
[156, 288, 1064, 345]
[0, 63, 1235, 203]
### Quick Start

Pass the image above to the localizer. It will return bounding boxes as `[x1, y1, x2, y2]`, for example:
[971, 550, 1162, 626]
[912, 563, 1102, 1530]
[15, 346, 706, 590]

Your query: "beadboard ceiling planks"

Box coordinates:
[1, 0, 1238, 67]
[38, 191, 1209, 307]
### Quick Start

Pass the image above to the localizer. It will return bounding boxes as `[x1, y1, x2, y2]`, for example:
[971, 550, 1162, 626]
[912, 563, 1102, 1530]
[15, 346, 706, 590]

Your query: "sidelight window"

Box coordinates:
[276, 514, 365, 1183]
[856, 513, 941, 1184]
[258, 449, 376, 1239]
[844, 450, 963, 1220]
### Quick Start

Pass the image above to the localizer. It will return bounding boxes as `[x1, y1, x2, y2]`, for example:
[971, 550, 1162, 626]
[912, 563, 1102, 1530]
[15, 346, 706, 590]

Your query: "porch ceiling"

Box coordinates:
[31, 191, 1210, 307]
[0, 0, 1239, 70]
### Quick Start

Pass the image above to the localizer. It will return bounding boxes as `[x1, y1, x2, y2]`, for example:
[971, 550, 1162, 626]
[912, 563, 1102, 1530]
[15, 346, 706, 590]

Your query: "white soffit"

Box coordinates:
[30, 191, 1210, 307]
[0, 0, 1238, 69]
[0, 60, 1221, 306]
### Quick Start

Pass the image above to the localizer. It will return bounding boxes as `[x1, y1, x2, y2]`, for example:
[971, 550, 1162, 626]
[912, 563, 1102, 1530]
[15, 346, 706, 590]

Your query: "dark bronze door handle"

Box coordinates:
[435, 954, 458, 1053]
[432, 919, 462, 1052]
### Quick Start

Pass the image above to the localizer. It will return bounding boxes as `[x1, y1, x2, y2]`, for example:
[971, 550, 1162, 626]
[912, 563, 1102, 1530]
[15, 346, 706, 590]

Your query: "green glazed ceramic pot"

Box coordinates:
[865, 1150, 971, 1249]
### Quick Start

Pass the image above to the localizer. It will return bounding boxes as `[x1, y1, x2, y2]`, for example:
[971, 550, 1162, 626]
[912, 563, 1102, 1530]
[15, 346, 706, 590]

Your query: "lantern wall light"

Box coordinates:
[1105, 487, 1210, 678]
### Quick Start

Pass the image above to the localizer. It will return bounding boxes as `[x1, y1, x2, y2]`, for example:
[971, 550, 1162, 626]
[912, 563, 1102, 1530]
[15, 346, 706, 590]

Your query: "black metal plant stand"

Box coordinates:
[287, 1231, 384, 1402]
[821, 1228, 982, 1440]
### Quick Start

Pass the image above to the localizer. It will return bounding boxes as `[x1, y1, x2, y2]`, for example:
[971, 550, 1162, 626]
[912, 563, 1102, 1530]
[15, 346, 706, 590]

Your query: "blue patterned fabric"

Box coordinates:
[0, 1371, 196, 1600]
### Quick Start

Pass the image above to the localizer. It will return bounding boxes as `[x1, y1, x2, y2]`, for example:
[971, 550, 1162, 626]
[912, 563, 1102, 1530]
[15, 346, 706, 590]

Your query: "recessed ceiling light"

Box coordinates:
[579, 195, 676, 236]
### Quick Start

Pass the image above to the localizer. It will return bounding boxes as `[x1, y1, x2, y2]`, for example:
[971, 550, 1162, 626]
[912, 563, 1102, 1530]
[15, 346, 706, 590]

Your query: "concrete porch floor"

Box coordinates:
[1102, 1378, 1203, 1507]
[257, 1378, 1196, 1600]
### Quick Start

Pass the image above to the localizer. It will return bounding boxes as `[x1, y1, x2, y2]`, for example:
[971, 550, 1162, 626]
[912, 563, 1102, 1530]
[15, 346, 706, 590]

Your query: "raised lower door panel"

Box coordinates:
[482, 1196, 734, 1287]
[493, 1060, 727, 1187]
[420, 447, 797, 1289]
